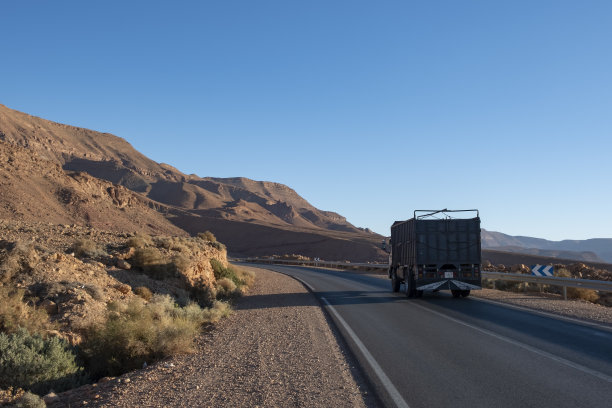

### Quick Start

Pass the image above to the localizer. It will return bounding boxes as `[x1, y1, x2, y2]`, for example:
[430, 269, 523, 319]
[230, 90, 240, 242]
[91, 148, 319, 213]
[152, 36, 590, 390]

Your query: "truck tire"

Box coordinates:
[416, 290, 423, 298]
[451, 290, 461, 298]
[391, 268, 400, 292]
[404, 269, 416, 298]
[460, 290, 470, 298]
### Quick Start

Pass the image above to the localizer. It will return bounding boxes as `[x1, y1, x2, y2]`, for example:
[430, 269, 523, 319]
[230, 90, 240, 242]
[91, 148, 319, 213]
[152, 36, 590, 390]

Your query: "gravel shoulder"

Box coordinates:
[52, 266, 369, 407]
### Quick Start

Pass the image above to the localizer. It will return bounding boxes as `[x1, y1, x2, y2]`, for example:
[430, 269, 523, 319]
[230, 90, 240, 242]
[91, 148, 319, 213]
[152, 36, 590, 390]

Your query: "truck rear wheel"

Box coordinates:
[451, 290, 461, 298]
[404, 269, 416, 298]
[460, 290, 470, 298]
[391, 269, 400, 292]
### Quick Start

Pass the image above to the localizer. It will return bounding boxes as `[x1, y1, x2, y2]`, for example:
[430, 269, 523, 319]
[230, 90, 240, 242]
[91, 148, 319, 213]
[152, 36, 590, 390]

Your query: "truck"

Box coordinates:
[388, 209, 482, 298]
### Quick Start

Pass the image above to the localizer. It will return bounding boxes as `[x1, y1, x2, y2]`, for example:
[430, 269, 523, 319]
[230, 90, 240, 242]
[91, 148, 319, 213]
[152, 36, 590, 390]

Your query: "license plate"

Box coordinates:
[444, 272, 454, 278]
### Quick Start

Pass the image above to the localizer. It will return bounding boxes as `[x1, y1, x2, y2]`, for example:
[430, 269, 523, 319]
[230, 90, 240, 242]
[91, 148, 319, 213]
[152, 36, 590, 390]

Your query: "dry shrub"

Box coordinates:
[0, 287, 53, 336]
[130, 247, 175, 280]
[235, 267, 255, 289]
[84, 284, 104, 301]
[8, 391, 46, 408]
[126, 234, 153, 249]
[154, 236, 189, 252]
[82, 295, 212, 379]
[134, 286, 153, 301]
[0, 241, 39, 283]
[215, 277, 238, 299]
[566, 288, 600, 303]
[200, 301, 231, 323]
[71, 239, 104, 258]
[556, 268, 600, 303]
[197, 231, 216, 242]
[172, 254, 191, 273]
[210, 260, 254, 293]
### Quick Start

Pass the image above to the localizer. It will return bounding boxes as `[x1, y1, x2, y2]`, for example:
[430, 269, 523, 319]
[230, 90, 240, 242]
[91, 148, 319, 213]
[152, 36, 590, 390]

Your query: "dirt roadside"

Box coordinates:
[51, 266, 373, 407]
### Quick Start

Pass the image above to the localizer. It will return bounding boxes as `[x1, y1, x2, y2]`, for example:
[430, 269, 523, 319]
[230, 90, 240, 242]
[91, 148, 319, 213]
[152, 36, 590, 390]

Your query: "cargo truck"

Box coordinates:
[389, 209, 482, 298]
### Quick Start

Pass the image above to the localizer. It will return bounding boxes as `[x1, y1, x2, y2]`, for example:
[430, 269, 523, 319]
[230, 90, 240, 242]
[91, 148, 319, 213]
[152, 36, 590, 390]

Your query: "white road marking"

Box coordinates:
[412, 302, 612, 383]
[321, 296, 410, 408]
[471, 296, 612, 333]
[285, 272, 410, 407]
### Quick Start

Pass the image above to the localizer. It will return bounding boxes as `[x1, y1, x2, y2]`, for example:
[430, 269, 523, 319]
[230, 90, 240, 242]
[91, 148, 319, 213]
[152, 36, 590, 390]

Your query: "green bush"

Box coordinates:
[0, 328, 86, 395]
[0, 287, 53, 336]
[82, 295, 213, 379]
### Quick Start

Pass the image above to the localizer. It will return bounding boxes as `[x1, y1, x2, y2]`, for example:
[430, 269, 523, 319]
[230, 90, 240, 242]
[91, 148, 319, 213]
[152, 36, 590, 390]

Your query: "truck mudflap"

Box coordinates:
[416, 280, 482, 291]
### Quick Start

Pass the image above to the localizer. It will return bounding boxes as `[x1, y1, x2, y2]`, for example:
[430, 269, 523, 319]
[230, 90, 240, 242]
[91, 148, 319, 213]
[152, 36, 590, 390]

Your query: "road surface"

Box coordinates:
[242, 263, 612, 408]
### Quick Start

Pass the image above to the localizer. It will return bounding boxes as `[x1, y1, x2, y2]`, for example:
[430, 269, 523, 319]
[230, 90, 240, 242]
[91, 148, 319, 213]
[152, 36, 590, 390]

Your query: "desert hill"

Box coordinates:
[0, 138, 184, 236]
[482, 229, 612, 263]
[0, 104, 385, 262]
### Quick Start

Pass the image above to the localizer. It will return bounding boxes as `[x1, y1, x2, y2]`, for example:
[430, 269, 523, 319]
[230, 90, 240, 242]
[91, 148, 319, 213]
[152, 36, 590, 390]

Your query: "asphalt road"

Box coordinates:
[243, 264, 612, 408]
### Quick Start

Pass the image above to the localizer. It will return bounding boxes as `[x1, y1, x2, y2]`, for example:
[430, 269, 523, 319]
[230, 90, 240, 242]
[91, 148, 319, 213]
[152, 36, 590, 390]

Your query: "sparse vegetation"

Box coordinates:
[0, 241, 38, 283]
[7, 391, 46, 408]
[210, 259, 254, 293]
[130, 247, 176, 279]
[198, 231, 216, 242]
[126, 234, 153, 249]
[197, 231, 226, 251]
[215, 277, 238, 299]
[84, 284, 105, 301]
[0, 287, 53, 336]
[71, 238, 104, 258]
[555, 268, 600, 302]
[134, 286, 153, 301]
[0, 328, 86, 395]
[81, 295, 226, 379]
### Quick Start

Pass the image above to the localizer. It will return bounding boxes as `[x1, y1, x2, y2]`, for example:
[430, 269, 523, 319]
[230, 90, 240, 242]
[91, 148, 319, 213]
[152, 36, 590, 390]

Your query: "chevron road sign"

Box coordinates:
[531, 264, 554, 277]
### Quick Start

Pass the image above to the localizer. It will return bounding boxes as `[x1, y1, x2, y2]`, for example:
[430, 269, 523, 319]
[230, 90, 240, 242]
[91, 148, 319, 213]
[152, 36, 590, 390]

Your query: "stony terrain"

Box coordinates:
[0, 220, 226, 344]
[48, 267, 372, 408]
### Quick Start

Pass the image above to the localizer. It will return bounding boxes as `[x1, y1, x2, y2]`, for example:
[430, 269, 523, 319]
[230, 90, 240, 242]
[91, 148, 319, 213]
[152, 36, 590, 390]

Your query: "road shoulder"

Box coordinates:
[51, 266, 369, 407]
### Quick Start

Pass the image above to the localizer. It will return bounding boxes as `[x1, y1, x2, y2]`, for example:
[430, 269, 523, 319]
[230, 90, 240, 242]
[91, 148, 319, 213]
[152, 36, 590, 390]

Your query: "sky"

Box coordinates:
[1, 1, 611, 240]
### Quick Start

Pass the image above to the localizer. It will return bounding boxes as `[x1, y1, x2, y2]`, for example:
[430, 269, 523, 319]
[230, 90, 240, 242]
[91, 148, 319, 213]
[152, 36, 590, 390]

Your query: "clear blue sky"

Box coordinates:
[2, 1, 611, 240]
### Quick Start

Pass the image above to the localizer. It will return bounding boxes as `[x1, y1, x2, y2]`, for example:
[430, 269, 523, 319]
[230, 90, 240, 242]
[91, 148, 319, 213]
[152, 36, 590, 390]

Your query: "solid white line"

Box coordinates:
[471, 296, 612, 333]
[321, 296, 410, 408]
[411, 302, 612, 383]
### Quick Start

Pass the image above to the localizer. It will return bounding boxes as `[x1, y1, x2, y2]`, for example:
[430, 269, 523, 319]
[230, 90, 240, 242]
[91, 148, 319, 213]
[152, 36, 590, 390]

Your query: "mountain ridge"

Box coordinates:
[482, 229, 612, 263]
[0, 103, 385, 261]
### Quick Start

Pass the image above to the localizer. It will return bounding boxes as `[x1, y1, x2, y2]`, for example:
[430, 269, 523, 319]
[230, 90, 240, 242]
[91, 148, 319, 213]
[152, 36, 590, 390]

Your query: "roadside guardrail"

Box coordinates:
[240, 258, 612, 300]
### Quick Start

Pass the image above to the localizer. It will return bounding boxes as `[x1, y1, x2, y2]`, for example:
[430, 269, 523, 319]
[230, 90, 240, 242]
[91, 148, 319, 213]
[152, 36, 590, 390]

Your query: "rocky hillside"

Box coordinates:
[0, 103, 386, 262]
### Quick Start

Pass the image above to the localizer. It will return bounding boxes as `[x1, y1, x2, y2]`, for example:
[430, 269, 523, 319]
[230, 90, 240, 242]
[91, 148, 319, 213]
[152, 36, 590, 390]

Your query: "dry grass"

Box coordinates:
[197, 231, 216, 242]
[0, 287, 54, 336]
[82, 295, 226, 379]
[556, 268, 600, 302]
[134, 286, 153, 301]
[71, 239, 105, 258]
[126, 234, 153, 249]
[0, 241, 39, 283]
